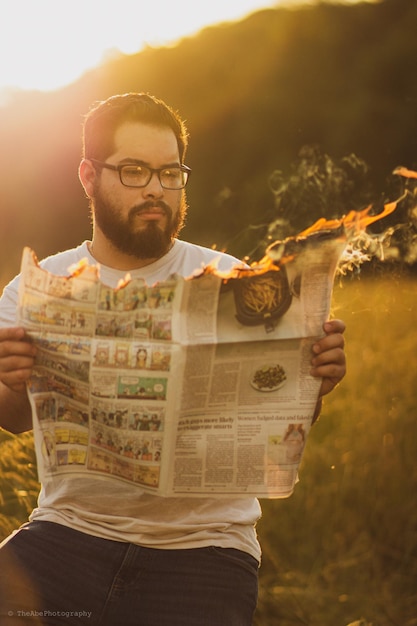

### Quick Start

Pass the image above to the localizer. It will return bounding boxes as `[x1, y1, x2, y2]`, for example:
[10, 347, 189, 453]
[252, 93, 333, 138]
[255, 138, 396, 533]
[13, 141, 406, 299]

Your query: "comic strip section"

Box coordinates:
[20, 257, 179, 492]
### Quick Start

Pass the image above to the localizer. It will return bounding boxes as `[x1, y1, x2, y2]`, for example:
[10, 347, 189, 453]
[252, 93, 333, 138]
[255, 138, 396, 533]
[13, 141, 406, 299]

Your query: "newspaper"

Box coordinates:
[17, 233, 346, 498]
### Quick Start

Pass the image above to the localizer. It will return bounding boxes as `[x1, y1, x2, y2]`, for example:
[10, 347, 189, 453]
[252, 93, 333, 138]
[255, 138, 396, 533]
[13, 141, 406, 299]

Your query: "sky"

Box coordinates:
[0, 0, 370, 93]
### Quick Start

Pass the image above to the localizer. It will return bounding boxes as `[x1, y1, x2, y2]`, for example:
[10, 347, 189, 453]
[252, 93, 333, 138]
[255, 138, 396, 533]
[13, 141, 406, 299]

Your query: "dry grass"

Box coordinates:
[0, 431, 39, 539]
[255, 271, 417, 625]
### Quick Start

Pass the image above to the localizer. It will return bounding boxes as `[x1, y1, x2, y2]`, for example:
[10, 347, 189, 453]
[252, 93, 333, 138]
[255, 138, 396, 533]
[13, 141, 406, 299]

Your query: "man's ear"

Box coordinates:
[78, 159, 96, 197]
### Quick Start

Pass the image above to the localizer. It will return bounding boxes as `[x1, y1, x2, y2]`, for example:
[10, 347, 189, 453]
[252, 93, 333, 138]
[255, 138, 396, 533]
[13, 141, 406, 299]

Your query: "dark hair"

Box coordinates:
[82, 92, 189, 162]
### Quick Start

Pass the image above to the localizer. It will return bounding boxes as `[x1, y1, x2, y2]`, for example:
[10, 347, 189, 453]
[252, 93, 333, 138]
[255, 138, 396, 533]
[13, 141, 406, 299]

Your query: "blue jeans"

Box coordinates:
[0, 521, 258, 625]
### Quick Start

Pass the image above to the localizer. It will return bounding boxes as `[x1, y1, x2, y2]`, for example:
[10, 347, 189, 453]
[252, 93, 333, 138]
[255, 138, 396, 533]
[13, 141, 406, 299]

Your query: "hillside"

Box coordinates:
[0, 0, 416, 285]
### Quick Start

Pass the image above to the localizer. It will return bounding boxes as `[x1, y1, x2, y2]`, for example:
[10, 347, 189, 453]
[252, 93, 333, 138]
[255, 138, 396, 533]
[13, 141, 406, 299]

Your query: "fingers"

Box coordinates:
[312, 320, 345, 357]
[311, 344, 345, 370]
[311, 318, 347, 398]
[311, 336, 346, 377]
[312, 336, 345, 362]
[323, 318, 346, 335]
[0, 327, 37, 392]
[311, 353, 346, 384]
[0, 326, 28, 342]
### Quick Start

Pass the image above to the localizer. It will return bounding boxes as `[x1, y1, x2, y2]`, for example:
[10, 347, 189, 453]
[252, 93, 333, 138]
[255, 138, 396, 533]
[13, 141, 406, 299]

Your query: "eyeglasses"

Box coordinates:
[90, 158, 191, 189]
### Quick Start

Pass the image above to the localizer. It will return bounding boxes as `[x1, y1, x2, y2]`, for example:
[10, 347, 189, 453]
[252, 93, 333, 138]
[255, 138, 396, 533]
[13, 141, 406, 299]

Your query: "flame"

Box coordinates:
[67, 257, 96, 278]
[198, 256, 259, 279]
[200, 197, 402, 281]
[297, 200, 399, 238]
[393, 166, 417, 180]
[42, 195, 402, 286]
[256, 197, 401, 274]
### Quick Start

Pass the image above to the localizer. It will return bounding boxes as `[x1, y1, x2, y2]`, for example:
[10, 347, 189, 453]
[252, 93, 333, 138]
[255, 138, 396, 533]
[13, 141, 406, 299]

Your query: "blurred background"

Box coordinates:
[0, 0, 415, 282]
[1, 0, 417, 623]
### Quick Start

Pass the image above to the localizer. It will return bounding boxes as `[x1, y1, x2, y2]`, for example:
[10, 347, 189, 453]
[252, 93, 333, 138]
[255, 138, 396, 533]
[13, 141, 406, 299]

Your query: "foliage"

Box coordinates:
[269, 146, 373, 226]
[0, 430, 39, 536]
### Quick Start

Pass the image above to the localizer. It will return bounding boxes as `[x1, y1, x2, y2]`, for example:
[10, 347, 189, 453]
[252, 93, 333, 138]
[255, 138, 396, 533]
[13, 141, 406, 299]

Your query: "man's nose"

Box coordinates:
[143, 171, 164, 196]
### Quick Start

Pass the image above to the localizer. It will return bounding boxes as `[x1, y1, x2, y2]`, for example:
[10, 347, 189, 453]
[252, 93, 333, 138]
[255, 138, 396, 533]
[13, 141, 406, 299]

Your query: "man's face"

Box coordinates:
[90, 121, 187, 260]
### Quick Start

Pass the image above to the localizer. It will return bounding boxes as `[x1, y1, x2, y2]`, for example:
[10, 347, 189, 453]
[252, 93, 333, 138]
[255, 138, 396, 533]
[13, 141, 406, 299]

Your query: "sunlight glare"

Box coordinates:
[0, 0, 278, 92]
[0, 0, 372, 93]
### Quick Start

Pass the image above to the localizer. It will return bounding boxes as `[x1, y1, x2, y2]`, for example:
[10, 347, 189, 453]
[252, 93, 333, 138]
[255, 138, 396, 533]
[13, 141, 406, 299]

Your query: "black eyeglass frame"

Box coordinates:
[89, 158, 191, 189]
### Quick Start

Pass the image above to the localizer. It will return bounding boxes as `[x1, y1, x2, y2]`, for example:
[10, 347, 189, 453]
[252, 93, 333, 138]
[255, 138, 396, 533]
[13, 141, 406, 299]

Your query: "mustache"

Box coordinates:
[129, 200, 172, 219]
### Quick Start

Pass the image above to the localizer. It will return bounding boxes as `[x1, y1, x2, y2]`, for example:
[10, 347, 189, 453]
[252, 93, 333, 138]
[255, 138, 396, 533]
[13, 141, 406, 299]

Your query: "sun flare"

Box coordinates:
[0, 0, 369, 93]
[0, 0, 275, 92]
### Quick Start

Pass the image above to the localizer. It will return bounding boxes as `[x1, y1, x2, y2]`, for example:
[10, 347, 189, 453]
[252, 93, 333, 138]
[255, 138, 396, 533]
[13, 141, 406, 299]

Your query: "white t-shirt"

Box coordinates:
[0, 240, 262, 562]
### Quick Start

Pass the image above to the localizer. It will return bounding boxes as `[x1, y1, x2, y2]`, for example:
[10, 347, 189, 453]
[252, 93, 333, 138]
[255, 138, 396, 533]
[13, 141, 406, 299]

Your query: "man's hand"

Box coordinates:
[311, 319, 346, 398]
[0, 327, 37, 393]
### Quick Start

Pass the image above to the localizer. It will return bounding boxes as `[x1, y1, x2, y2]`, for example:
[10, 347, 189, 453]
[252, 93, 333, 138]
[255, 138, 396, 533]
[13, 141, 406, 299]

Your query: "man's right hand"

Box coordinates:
[0, 327, 37, 393]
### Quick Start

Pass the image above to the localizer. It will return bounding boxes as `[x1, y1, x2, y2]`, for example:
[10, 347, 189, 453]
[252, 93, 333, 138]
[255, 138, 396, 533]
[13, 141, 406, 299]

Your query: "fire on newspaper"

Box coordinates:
[17, 200, 397, 498]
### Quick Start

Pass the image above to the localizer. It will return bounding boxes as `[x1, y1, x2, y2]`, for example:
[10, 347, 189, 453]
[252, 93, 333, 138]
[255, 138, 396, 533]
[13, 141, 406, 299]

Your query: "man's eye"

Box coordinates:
[163, 169, 179, 179]
[124, 166, 145, 176]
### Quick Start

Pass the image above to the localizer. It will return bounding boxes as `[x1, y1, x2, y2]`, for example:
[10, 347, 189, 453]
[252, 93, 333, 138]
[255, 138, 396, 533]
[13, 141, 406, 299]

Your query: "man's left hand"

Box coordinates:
[311, 318, 346, 398]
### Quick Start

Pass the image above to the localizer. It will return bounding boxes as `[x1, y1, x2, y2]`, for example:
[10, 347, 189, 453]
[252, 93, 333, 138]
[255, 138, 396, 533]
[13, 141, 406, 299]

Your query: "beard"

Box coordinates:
[91, 188, 187, 260]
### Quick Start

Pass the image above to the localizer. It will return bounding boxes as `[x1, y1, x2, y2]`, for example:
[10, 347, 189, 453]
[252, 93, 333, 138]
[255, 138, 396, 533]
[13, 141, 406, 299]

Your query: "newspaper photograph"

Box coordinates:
[17, 231, 346, 498]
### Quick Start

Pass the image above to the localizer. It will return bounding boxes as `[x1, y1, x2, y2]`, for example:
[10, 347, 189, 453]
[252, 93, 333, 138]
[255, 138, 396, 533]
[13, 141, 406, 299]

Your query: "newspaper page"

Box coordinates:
[17, 232, 346, 499]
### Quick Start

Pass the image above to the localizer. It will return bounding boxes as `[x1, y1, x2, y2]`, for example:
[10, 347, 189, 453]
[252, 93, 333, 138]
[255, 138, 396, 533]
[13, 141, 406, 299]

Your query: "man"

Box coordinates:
[0, 93, 346, 625]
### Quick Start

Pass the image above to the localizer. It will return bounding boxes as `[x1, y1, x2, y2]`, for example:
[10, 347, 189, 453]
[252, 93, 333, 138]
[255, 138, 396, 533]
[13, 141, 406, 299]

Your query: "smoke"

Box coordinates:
[268, 144, 373, 229]
[233, 145, 415, 273]
[336, 167, 417, 274]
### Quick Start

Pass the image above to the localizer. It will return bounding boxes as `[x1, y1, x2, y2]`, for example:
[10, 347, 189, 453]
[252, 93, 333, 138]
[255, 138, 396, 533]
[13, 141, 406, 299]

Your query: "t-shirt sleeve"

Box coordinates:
[0, 275, 20, 327]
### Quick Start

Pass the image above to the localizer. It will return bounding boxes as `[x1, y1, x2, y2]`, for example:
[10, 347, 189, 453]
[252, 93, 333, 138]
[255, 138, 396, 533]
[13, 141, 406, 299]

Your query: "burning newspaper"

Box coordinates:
[17, 204, 396, 498]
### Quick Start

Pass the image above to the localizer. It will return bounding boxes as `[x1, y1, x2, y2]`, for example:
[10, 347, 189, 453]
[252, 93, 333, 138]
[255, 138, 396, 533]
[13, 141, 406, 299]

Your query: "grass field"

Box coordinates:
[255, 271, 417, 626]
[1, 271, 416, 625]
